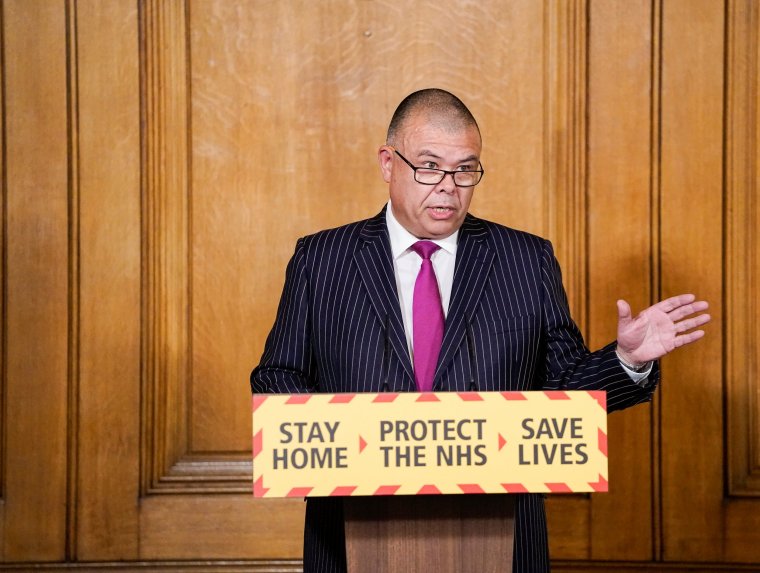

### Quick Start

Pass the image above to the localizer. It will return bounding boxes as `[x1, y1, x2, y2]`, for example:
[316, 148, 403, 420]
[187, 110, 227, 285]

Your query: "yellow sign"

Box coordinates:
[252, 391, 607, 497]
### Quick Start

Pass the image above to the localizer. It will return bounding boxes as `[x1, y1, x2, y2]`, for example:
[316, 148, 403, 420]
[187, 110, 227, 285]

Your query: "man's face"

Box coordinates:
[378, 113, 482, 240]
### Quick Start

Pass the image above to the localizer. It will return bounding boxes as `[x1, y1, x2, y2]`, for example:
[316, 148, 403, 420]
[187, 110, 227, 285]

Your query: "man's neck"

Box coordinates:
[385, 201, 459, 260]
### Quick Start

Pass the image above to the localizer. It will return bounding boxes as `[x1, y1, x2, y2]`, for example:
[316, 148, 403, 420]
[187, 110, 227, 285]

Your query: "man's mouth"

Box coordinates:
[427, 206, 457, 219]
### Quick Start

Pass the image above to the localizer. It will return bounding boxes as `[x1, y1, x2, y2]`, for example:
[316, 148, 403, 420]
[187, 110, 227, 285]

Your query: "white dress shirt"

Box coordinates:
[384, 201, 651, 383]
[386, 201, 456, 359]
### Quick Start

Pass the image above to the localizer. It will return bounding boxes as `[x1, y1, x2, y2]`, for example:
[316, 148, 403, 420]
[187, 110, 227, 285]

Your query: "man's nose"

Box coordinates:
[435, 172, 457, 193]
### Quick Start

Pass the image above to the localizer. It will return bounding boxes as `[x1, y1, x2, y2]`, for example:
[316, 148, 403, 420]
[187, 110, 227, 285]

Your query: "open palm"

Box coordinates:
[616, 294, 710, 365]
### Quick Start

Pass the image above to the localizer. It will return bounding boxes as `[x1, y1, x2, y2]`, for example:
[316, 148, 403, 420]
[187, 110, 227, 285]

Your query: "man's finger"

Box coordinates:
[617, 299, 632, 322]
[673, 329, 706, 348]
[675, 314, 712, 333]
[668, 300, 709, 322]
[655, 293, 697, 313]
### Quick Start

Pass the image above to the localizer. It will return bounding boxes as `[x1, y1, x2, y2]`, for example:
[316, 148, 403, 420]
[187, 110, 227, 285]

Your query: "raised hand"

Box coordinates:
[616, 294, 710, 366]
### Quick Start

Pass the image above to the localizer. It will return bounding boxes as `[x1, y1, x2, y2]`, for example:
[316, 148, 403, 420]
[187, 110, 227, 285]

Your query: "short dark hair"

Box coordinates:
[386, 88, 480, 145]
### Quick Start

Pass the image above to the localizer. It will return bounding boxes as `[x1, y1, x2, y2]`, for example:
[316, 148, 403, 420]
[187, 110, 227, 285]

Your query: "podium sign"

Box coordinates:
[252, 391, 607, 497]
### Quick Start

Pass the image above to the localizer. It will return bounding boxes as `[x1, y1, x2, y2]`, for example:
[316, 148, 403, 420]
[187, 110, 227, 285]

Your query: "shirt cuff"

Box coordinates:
[620, 360, 653, 385]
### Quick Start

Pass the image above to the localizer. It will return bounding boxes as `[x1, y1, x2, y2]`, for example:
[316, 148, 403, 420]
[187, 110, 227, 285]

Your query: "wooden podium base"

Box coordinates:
[344, 494, 515, 573]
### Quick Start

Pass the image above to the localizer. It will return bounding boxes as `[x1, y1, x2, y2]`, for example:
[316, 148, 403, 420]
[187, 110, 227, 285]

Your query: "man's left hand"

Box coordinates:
[616, 294, 710, 367]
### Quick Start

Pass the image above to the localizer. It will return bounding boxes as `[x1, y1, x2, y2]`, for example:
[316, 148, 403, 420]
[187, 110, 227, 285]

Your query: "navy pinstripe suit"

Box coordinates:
[251, 207, 659, 572]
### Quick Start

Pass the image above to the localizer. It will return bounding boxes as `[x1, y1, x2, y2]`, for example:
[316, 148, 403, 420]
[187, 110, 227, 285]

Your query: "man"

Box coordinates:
[251, 89, 709, 572]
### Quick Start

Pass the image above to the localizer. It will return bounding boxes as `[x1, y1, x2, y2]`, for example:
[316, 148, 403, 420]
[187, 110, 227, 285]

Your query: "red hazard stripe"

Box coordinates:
[287, 487, 313, 497]
[458, 484, 486, 494]
[546, 483, 573, 493]
[330, 486, 357, 496]
[372, 393, 399, 403]
[598, 428, 608, 457]
[253, 476, 269, 497]
[252, 395, 268, 412]
[418, 485, 442, 494]
[589, 475, 608, 492]
[416, 394, 440, 402]
[500, 392, 527, 401]
[252, 430, 263, 459]
[374, 485, 401, 495]
[286, 395, 312, 404]
[457, 392, 484, 401]
[544, 391, 571, 400]
[501, 483, 529, 493]
[590, 390, 607, 411]
[329, 394, 356, 403]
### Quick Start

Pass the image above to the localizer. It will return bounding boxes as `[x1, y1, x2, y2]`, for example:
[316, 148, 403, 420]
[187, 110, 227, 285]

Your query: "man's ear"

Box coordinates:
[378, 146, 393, 183]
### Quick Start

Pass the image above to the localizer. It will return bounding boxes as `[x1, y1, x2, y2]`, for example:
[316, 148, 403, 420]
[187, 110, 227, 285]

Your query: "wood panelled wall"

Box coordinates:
[0, 0, 757, 570]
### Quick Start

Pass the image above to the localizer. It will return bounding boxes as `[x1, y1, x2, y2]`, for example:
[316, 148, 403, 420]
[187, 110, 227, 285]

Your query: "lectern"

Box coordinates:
[343, 494, 515, 573]
[252, 391, 608, 573]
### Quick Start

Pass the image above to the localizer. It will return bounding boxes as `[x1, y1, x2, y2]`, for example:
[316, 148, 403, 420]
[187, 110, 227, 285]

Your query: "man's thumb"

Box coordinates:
[617, 299, 632, 322]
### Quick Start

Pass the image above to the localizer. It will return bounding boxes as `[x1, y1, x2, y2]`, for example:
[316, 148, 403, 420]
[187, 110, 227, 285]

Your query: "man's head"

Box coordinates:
[379, 89, 483, 239]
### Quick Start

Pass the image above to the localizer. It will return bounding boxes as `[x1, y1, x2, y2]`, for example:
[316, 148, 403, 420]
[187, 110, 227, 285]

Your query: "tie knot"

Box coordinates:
[412, 240, 440, 261]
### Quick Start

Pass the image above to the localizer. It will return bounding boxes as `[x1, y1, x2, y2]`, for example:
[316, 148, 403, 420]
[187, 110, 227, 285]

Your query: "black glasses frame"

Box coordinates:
[393, 149, 484, 187]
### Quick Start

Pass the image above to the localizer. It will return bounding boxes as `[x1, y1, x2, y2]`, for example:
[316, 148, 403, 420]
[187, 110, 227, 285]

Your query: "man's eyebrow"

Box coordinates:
[416, 149, 442, 159]
[416, 150, 479, 163]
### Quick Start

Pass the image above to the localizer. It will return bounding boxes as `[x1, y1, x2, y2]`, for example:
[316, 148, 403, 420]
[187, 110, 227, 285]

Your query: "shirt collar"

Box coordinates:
[385, 201, 459, 260]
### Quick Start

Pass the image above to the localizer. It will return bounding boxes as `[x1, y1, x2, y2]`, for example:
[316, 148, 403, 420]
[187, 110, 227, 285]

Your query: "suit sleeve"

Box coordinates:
[539, 240, 659, 412]
[250, 238, 316, 394]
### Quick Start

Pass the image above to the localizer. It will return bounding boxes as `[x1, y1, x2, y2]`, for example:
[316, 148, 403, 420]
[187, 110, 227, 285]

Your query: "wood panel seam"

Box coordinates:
[64, 0, 80, 561]
[0, 0, 7, 509]
[650, 0, 664, 561]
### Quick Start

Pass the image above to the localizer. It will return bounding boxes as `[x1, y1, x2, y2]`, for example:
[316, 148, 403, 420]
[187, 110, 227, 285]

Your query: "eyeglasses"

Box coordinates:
[393, 149, 484, 187]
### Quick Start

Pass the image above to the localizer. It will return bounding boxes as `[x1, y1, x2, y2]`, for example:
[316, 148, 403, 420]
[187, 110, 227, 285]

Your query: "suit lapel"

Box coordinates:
[434, 215, 494, 388]
[354, 210, 416, 388]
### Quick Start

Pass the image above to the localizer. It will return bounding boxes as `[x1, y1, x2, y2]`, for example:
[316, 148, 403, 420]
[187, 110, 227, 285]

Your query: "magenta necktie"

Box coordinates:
[411, 241, 444, 392]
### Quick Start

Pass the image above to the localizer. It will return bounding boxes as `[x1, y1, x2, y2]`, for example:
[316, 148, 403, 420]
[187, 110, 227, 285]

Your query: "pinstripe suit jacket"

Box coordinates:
[251, 208, 659, 573]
